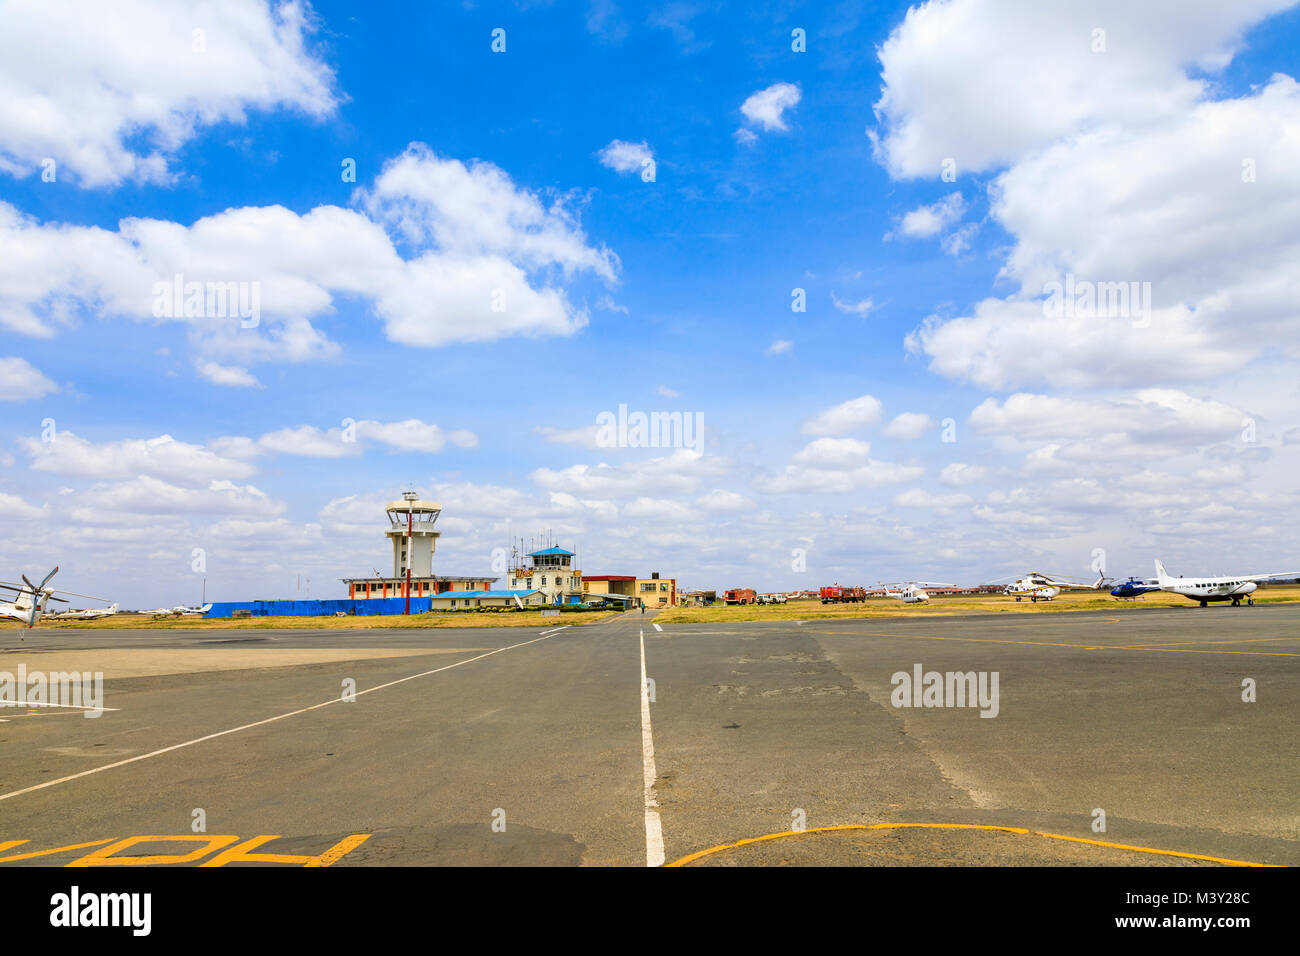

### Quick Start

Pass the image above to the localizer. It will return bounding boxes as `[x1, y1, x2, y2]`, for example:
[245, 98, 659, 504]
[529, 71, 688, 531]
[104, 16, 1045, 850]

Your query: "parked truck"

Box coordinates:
[819, 585, 866, 604]
[725, 588, 757, 605]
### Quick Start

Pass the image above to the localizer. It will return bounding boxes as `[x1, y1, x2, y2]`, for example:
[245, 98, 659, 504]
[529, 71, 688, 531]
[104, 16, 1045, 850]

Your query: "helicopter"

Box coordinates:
[0, 567, 111, 628]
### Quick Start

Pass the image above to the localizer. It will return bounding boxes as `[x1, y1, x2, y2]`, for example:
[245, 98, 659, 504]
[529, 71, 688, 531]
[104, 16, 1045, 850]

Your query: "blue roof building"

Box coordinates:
[511, 543, 583, 604]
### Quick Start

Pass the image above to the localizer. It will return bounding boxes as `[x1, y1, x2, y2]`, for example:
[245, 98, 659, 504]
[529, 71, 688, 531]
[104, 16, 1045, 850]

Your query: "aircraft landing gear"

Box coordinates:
[1232, 598, 1241, 606]
[1200, 599, 1208, 607]
[1248, 597, 1255, 606]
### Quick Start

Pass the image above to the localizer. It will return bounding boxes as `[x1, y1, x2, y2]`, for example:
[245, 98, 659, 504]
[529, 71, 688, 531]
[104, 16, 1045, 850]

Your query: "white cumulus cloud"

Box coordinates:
[0, 0, 338, 187]
[0, 356, 56, 400]
[740, 82, 801, 133]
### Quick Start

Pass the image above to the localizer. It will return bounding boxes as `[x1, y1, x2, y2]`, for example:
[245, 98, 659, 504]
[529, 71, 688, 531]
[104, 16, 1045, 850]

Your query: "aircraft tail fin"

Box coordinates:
[1154, 559, 1173, 586]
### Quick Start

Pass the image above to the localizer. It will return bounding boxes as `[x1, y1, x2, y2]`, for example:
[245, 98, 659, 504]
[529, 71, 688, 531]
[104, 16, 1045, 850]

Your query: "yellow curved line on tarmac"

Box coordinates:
[0, 839, 114, 863]
[664, 822, 1277, 868]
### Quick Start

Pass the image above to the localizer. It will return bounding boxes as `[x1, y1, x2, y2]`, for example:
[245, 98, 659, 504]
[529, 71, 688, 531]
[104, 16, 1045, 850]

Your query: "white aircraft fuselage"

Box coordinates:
[1154, 560, 1294, 607]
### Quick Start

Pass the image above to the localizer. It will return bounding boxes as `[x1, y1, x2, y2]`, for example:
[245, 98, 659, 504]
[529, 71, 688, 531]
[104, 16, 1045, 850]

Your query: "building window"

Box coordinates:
[541, 575, 547, 585]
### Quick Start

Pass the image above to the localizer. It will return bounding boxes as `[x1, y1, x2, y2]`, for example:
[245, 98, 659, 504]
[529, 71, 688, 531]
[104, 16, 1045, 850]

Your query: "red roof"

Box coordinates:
[584, 574, 636, 581]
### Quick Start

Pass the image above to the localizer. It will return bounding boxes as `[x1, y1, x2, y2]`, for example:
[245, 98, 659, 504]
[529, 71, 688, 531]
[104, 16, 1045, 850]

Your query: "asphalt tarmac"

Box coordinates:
[0, 605, 1294, 866]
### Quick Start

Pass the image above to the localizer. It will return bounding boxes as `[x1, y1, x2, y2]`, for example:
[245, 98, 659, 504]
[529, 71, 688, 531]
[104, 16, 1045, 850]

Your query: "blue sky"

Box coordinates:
[2, 0, 1299, 606]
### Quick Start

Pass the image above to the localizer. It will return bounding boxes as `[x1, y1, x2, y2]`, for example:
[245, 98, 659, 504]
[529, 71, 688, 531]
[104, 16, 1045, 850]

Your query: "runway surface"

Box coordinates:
[1, 606, 1295, 866]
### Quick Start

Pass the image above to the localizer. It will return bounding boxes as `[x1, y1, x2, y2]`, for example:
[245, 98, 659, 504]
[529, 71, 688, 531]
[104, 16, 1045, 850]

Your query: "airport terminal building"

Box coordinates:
[585, 572, 678, 607]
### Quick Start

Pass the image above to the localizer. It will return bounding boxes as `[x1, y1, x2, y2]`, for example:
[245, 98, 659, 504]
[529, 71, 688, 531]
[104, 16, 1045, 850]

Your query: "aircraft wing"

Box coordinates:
[1242, 571, 1300, 582]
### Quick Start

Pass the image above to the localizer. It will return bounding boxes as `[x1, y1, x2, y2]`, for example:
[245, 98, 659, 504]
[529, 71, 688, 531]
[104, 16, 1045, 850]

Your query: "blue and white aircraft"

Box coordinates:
[1110, 577, 1161, 599]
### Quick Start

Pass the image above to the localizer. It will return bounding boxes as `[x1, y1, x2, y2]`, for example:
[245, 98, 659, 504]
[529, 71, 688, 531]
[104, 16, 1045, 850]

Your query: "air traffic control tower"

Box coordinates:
[386, 491, 441, 578]
[342, 492, 496, 601]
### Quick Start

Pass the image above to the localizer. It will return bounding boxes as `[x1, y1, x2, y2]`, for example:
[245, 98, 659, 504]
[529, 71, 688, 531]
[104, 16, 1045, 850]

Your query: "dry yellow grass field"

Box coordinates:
[38, 608, 619, 630]
[657, 584, 1300, 624]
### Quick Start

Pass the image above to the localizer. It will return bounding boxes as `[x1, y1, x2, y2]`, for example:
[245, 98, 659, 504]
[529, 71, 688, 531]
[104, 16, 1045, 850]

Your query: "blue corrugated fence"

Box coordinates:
[205, 597, 433, 618]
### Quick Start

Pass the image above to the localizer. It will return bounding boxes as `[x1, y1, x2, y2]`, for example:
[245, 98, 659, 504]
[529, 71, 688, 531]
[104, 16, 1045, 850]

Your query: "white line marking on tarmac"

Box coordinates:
[652, 622, 663, 632]
[639, 627, 665, 868]
[539, 624, 572, 637]
[0, 631, 561, 804]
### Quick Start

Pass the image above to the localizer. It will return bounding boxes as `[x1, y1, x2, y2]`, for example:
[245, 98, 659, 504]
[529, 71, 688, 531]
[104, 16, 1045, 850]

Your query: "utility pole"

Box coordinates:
[405, 502, 413, 615]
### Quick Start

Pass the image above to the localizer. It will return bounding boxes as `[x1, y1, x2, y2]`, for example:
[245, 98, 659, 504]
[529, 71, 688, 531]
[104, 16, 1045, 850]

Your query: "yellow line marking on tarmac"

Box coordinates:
[66, 835, 241, 866]
[193, 833, 371, 867]
[664, 822, 1277, 868]
[0, 835, 370, 867]
[0, 839, 114, 863]
[1108, 637, 1300, 648]
[809, 630, 1300, 656]
[0, 631, 564, 804]
[2, 701, 121, 711]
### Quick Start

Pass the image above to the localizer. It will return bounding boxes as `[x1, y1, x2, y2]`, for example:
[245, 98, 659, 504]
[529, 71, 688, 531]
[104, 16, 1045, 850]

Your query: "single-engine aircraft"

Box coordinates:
[1154, 560, 1298, 607]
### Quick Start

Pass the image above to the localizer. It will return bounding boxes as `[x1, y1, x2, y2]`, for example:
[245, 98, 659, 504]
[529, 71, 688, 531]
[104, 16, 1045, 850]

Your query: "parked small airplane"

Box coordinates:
[1154, 560, 1298, 607]
[148, 604, 213, 617]
[0, 567, 111, 628]
[1002, 571, 1106, 602]
[1110, 577, 1160, 599]
[49, 603, 120, 620]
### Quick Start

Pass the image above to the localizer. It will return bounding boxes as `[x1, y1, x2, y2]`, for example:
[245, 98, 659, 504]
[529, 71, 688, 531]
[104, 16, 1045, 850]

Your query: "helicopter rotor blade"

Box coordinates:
[48, 589, 110, 602]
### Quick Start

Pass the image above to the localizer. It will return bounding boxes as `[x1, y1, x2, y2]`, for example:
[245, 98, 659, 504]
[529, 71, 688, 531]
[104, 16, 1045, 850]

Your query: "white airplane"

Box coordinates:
[1002, 571, 1106, 602]
[147, 604, 213, 617]
[1154, 560, 1298, 607]
[881, 582, 952, 604]
[49, 603, 119, 620]
[0, 567, 111, 628]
